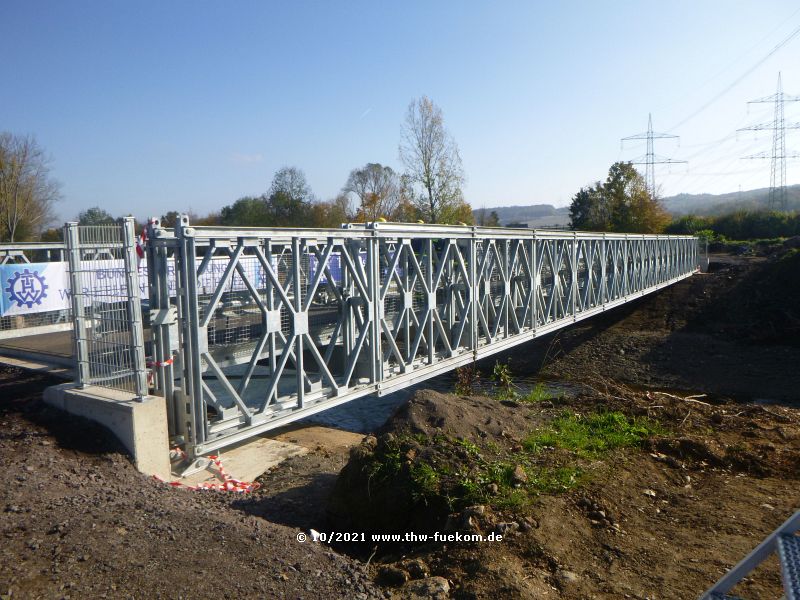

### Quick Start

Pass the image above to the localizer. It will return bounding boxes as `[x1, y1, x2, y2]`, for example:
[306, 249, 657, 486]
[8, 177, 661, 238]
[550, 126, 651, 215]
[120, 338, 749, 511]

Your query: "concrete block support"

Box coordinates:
[44, 384, 170, 479]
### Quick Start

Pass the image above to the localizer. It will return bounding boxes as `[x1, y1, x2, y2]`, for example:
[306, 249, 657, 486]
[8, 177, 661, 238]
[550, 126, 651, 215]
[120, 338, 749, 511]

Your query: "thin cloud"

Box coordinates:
[230, 152, 264, 164]
[359, 107, 372, 119]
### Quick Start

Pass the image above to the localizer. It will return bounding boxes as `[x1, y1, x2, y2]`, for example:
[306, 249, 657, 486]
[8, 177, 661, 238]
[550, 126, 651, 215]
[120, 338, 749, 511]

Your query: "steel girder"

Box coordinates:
[146, 221, 699, 458]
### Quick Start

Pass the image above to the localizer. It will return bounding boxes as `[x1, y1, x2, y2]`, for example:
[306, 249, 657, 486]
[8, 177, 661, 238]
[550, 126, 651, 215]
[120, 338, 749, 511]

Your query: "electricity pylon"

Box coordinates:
[621, 114, 686, 197]
[739, 72, 800, 211]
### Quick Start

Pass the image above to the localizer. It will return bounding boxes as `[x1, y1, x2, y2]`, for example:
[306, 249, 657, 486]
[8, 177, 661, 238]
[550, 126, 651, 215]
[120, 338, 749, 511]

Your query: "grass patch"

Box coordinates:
[524, 411, 661, 457]
[363, 433, 584, 513]
[520, 383, 555, 403]
[361, 413, 661, 518]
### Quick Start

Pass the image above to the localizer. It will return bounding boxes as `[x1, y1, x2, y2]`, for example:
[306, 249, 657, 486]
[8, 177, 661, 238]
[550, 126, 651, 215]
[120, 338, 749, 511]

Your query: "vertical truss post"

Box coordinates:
[368, 232, 381, 387]
[264, 239, 277, 384]
[342, 243, 353, 370]
[175, 219, 204, 458]
[468, 229, 478, 355]
[571, 232, 578, 320]
[601, 234, 607, 305]
[426, 238, 435, 364]
[65, 222, 90, 387]
[146, 219, 180, 436]
[531, 232, 538, 332]
[622, 235, 629, 297]
[292, 236, 305, 408]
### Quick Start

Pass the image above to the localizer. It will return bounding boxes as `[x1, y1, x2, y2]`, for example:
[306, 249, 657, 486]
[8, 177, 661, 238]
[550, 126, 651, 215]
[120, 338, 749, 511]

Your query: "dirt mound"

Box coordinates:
[328, 390, 544, 535]
[695, 249, 800, 345]
[328, 381, 800, 598]
[379, 389, 536, 441]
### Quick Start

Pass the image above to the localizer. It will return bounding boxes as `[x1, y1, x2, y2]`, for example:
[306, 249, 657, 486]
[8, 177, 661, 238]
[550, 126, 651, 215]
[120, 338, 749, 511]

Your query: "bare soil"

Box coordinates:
[2, 250, 799, 599]
[0, 368, 384, 599]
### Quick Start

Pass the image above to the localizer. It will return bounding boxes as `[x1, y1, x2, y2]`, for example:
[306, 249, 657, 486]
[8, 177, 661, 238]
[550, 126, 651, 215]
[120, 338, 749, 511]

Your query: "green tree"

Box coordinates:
[218, 167, 316, 227]
[308, 195, 352, 227]
[264, 167, 313, 226]
[475, 207, 500, 226]
[269, 166, 314, 204]
[160, 211, 180, 228]
[77, 206, 115, 225]
[569, 186, 603, 230]
[399, 96, 469, 224]
[219, 196, 271, 226]
[569, 162, 669, 233]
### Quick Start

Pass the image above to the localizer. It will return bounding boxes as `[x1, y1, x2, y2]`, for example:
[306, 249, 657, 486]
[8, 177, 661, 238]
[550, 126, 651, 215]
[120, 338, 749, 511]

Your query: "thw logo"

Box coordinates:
[6, 269, 48, 309]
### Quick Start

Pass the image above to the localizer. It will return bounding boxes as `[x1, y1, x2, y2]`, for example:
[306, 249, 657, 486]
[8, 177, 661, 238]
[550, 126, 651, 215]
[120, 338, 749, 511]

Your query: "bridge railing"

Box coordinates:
[146, 219, 699, 458]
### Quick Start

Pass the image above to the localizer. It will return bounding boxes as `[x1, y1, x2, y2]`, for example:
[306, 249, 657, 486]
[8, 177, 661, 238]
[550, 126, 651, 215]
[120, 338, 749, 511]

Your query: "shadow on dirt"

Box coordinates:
[0, 365, 126, 456]
[233, 471, 339, 531]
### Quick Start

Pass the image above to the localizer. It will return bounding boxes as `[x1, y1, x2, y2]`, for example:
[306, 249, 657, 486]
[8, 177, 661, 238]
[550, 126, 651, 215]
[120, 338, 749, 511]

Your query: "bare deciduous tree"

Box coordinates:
[343, 163, 399, 221]
[269, 166, 314, 203]
[0, 133, 60, 241]
[399, 96, 468, 224]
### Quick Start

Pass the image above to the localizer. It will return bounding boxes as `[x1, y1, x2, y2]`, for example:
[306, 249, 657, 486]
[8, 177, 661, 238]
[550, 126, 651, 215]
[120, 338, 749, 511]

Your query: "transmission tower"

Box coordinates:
[621, 114, 686, 197]
[739, 72, 800, 211]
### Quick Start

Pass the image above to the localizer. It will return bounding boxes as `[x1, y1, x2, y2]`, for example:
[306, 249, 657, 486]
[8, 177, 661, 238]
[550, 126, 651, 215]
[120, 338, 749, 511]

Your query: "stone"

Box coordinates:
[402, 576, 451, 599]
[463, 505, 485, 517]
[558, 570, 579, 586]
[377, 565, 408, 587]
[495, 522, 520, 535]
[404, 558, 430, 580]
[512, 465, 528, 485]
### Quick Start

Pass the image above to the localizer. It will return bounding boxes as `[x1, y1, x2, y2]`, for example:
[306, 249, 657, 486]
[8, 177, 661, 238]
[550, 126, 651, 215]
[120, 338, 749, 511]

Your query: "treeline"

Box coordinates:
[567, 162, 800, 241]
[8, 95, 473, 243]
[666, 210, 800, 240]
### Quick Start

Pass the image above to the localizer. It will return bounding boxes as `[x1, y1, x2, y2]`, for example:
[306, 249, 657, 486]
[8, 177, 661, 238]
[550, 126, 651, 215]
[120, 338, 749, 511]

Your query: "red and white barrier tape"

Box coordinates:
[146, 357, 174, 368]
[154, 448, 261, 494]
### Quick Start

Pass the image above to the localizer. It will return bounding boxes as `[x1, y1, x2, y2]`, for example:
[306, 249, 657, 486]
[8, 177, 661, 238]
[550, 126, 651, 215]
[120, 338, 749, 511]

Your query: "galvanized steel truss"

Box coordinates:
[146, 220, 699, 458]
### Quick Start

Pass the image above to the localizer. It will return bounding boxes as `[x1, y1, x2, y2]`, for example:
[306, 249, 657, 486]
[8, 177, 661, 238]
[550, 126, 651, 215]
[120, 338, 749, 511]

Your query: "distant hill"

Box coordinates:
[473, 204, 570, 228]
[661, 184, 800, 216]
[474, 185, 800, 228]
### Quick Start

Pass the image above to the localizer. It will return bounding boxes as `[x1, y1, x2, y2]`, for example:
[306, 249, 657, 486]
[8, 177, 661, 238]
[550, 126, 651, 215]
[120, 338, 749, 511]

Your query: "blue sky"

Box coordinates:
[3, 1, 800, 221]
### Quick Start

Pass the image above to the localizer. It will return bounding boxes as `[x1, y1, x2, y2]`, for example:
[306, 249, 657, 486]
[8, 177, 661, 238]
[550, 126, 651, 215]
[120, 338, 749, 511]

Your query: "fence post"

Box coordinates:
[531, 231, 537, 333]
[65, 222, 90, 387]
[571, 232, 578, 319]
[121, 217, 148, 400]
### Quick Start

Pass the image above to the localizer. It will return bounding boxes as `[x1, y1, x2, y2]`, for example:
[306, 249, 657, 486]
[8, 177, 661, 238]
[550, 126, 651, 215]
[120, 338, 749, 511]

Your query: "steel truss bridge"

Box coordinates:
[143, 220, 700, 458]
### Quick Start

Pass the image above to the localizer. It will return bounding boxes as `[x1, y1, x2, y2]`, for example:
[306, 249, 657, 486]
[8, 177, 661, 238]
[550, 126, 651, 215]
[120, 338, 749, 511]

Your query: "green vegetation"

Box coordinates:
[491, 359, 515, 399]
[569, 162, 670, 233]
[364, 432, 584, 513]
[363, 410, 662, 515]
[487, 360, 556, 403]
[521, 383, 555, 403]
[524, 411, 662, 457]
[453, 363, 480, 395]
[666, 210, 800, 241]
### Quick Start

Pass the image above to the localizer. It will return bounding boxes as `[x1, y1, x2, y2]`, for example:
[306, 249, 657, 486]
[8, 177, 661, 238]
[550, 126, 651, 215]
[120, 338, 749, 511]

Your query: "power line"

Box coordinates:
[621, 114, 687, 196]
[738, 72, 800, 210]
[667, 22, 800, 132]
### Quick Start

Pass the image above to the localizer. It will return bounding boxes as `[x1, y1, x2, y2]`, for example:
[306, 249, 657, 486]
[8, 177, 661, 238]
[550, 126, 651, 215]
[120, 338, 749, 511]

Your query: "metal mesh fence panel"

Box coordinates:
[65, 219, 147, 397]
